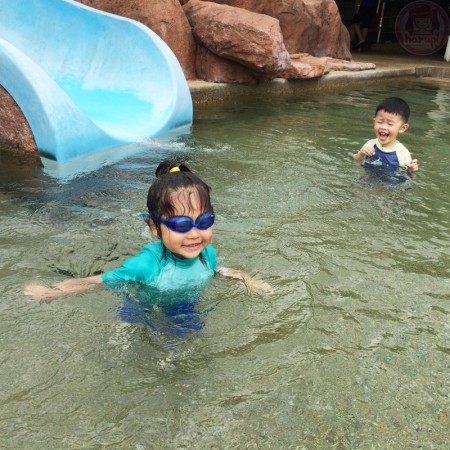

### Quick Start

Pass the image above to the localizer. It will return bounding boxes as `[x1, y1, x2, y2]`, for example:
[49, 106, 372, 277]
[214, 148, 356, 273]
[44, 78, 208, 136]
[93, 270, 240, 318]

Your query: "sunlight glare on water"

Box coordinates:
[0, 80, 449, 448]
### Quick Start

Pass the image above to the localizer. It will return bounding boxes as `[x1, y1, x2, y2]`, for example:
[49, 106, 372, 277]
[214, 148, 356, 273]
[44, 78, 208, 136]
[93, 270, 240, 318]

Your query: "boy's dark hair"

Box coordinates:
[147, 160, 212, 236]
[375, 97, 410, 123]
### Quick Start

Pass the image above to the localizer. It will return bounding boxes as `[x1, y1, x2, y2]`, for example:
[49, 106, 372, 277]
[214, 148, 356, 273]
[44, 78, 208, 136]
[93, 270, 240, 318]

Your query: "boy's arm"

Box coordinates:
[217, 266, 272, 294]
[353, 143, 376, 161]
[24, 275, 104, 302]
[405, 159, 419, 172]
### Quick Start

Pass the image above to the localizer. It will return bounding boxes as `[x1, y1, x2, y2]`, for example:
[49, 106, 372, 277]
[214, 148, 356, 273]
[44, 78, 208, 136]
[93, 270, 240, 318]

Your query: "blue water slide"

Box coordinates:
[0, 0, 193, 163]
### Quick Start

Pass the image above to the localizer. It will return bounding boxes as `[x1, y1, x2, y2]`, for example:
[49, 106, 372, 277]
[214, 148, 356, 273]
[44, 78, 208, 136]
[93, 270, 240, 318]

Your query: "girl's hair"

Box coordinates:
[147, 160, 212, 238]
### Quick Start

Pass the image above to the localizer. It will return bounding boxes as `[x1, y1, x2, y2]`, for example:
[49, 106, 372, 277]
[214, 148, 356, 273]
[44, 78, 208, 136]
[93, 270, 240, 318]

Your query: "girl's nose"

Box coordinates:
[186, 227, 200, 238]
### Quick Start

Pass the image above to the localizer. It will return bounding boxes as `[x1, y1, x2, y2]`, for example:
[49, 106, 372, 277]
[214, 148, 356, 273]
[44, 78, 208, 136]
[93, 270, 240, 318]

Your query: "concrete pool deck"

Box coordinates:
[188, 52, 450, 104]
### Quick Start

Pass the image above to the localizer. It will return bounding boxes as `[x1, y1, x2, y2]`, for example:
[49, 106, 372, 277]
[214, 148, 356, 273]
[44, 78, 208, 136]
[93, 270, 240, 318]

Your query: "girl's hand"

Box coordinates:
[24, 284, 62, 302]
[406, 159, 418, 172]
[241, 275, 273, 295]
[24, 275, 103, 302]
[217, 266, 273, 294]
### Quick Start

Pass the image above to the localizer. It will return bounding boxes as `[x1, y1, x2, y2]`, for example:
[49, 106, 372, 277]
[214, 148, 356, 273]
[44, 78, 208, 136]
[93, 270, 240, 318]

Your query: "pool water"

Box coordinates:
[1, 80, 449, 448]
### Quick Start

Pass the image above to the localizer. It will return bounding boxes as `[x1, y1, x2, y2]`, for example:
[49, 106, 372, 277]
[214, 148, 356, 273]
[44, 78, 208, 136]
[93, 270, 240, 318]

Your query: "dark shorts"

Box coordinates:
[352, 6, 377, 28]
[119, 298, 206, 336]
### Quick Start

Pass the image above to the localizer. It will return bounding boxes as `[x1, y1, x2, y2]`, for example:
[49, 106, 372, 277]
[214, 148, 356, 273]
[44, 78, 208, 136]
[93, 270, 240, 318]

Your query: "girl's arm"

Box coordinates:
[217, 266, 272, 294]
[24, 275, 104, 302]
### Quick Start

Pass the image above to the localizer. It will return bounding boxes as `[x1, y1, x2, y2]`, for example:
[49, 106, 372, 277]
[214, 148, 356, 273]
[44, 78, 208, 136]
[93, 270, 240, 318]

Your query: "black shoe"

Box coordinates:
[352, 40, 366, 51]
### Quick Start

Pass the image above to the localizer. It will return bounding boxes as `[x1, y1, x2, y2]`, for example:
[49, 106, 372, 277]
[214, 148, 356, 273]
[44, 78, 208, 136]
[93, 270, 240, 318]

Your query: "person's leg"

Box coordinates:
[361, 27, 369, 42]
[352, 23, 368, 50]
[353, 23, 364, 43]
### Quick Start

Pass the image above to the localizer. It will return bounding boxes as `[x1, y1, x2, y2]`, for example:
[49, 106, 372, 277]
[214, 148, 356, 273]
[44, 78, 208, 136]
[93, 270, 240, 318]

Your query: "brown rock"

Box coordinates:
[281, 53, 327, 79]
[296, 0, 351, 59]
[183, 0, 290, 76]
[76, 0, 197, 79]
[195, 45, 265, 85]
[324, 58, 376, 72]
[205, 0, 351, 59]
[281, 53, 376, 79]
[0, 86, 37, 153]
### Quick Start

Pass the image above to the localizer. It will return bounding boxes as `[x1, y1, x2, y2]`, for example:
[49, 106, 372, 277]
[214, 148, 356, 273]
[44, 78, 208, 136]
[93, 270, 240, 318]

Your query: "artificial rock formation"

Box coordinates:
[0, 86, 37, 154]
[283, 54, 376, 79]
[184, 0, 290, 81]
[203, 0, 352, 59]
[195, 45, 266, 85]
[0, 0, 375, 154]
[75, 0, 364, 83]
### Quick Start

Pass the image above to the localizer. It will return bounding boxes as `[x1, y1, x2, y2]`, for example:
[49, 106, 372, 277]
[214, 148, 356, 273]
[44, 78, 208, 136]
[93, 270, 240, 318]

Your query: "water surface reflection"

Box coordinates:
[0, 80, 448, 448]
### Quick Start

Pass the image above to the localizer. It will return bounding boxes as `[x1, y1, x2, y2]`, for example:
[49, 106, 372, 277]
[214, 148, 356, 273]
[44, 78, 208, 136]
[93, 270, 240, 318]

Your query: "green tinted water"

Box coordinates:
[1, 80, 449, 448]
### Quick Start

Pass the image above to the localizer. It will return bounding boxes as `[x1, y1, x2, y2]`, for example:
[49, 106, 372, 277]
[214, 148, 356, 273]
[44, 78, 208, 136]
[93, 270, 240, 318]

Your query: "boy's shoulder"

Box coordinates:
[393, 141, 412, 166]
[394, 140, 409, 151]
[371, 139, 409, 154]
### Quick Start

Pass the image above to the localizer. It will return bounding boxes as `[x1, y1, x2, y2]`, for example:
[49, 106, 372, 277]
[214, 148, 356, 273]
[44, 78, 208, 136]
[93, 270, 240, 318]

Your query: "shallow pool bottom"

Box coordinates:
[0, 79, 449, 448]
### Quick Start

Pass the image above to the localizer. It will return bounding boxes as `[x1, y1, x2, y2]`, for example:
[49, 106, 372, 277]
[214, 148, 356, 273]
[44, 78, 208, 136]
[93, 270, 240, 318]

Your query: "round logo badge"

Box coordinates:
[395, 0, 450, 55]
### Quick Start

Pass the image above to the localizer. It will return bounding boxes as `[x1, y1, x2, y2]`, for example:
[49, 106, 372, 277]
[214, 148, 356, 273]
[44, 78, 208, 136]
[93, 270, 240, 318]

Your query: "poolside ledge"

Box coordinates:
[189, 53, 450, 104]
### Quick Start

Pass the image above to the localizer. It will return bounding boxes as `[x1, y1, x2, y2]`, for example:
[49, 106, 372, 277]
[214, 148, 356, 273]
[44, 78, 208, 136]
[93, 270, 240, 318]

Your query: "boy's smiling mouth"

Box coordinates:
[378, 131, 389, 142]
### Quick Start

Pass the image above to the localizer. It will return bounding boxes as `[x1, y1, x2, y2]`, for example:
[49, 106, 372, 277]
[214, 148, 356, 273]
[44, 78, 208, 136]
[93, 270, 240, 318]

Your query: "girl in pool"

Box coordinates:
[24, 160, 272, 302]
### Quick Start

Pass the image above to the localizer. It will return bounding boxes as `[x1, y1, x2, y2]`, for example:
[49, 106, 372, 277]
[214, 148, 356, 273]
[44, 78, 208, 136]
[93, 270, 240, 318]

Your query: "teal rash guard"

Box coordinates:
[101, 240, 218, 291]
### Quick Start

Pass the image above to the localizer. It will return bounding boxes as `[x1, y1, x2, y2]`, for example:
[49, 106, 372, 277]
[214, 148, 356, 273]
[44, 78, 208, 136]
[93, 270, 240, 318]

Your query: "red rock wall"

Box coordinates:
[76, 0, 351, 79]
[0, 86, 37, 153]
[77, 0, 197, 79]
[203, 0, 351, 59]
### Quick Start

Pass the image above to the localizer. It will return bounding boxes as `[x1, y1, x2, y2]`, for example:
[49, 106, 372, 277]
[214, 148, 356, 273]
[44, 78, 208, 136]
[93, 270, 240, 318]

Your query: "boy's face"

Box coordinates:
[373, 109, 409, 149]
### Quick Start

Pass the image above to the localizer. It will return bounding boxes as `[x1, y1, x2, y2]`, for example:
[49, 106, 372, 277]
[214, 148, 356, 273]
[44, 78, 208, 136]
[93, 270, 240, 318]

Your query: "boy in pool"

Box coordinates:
[353, 97, 419, 172]
[24, 160, 272, 302]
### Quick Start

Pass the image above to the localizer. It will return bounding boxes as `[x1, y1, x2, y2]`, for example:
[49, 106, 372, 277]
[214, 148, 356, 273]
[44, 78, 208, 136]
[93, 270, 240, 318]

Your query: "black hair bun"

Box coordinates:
[155, 160, 191, 178]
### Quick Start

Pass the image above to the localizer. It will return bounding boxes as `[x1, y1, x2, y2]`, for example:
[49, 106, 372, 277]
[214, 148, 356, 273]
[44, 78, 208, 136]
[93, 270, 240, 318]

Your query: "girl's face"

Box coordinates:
[149, 190, 213, 259]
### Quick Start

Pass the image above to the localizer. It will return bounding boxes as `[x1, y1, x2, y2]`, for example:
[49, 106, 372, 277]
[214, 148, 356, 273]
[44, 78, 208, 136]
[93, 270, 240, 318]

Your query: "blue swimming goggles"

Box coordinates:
[141, 211, 215, 233]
